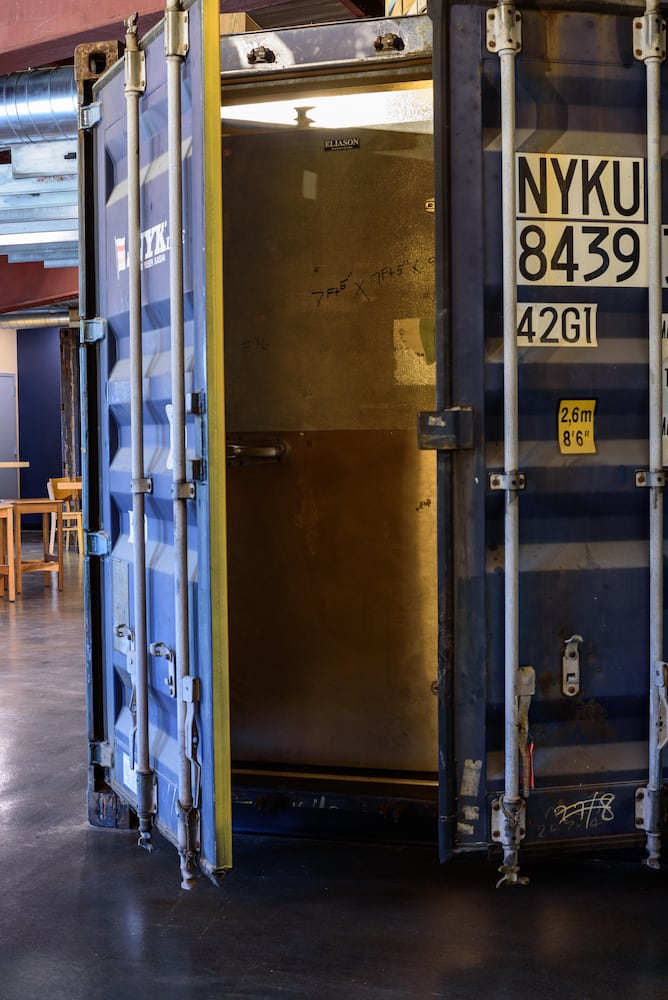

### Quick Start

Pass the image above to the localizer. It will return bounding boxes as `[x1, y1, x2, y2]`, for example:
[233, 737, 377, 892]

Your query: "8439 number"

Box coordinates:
[517, 221, 645, 287]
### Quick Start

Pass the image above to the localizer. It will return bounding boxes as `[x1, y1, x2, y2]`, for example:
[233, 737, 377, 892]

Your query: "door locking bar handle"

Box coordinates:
[226, 437, 290, 466]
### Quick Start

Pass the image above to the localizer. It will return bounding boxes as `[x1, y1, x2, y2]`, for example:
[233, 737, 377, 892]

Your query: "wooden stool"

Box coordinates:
[0, 502, 16, 601]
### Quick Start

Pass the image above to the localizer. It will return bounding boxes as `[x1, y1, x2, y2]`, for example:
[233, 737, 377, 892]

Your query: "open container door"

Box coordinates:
[433, 0, 668, 880]
[81, 0, 231, 885]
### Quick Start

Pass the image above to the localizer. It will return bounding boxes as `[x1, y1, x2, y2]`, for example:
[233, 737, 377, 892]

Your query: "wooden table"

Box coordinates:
[12, 498, 63, 593]
[0, 501, 16, 601]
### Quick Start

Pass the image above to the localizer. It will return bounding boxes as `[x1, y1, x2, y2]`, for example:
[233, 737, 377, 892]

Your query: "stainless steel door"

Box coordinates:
[222, 71, 438, 780]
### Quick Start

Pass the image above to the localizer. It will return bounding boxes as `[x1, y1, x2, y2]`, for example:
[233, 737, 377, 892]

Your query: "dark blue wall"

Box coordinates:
[17, 327, 61, 507]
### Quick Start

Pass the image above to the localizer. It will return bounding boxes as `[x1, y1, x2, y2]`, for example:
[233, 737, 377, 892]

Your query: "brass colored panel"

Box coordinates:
[223, 79, 436, 775]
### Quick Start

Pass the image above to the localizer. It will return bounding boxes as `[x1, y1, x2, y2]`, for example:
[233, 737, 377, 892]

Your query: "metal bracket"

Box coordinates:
[88, 740, 113, 768]
[486, 5, 522, 55]
[131, 477, 153, 495]
[491, 797, 527, 844]
[489, 472, 526, 491]
[635, 786, 666, 831]
[80, 317, 107, 344]
[86, 531, 111, 557]
[124, 15, 146, 95]
[417, 408, 474, 451]
[182, 676, 202, 810]
[654, 661, 668, 751]
[171, 481, 196, 500]
[165, 9, 189, 58]
[374, 33, 404, 52]
[633, 13, 667, 62]
[78, 102, 102, 131]
[187, 457, 205, 483]
[74, 40, 123, 102]
[186, 390, 204, 416]
[115, 623, 135, 657]
[149, 641, 176, 698]
[247, 45, 276, 64]
[562, 634, 583, 697]
[635, 470, 666, 488]
[518, 666, 535, 798]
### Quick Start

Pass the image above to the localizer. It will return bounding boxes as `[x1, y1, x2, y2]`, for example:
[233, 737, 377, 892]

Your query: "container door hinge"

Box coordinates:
[88, 740, 113, 768]
[86, 531, 111, 557]
[417, 407, 474, 451]
[80, 317, 107, 344]
[562, 634, 583, 697]
[78, 102, 102, 131]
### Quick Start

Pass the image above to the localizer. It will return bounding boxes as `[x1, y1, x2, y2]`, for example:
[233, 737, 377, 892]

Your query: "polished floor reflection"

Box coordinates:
[0, 543, 667, 999]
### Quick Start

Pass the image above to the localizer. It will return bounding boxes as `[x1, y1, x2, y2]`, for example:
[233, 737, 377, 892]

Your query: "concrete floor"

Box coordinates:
[1, 545, 667, 999]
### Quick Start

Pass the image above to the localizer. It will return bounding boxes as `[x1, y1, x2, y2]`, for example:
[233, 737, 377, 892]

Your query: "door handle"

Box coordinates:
[226, 436, 290, 466]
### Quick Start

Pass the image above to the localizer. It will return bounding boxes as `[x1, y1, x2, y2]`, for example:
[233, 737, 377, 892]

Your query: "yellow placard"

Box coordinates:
[558, 399, 596, 454]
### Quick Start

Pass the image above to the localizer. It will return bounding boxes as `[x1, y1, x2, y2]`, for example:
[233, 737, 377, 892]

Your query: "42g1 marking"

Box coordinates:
[517, 303, 597, 347]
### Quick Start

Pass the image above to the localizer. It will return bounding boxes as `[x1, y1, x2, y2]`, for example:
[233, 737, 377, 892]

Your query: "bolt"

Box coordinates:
[493, 830, 500, 839]
[492, 801, 500, 811]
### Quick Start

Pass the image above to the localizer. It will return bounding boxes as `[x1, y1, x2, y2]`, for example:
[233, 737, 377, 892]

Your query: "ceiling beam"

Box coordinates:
[0, 1, 165, 75]
[0, 259, 77, 314]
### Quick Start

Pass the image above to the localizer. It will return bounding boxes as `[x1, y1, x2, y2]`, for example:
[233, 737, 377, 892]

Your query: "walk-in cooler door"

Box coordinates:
[433, 0, 668, 876]
[220, 16, 437, 827]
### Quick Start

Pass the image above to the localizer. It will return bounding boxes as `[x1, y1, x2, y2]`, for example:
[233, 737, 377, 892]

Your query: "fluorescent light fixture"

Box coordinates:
[222, 86, 432, 130]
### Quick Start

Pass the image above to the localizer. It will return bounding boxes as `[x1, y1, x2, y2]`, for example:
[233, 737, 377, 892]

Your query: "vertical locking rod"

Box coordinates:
[634, 2, 667, 868]
[487, 0, 525, 885]
[165, 0, 198, 890]
[124, 14, 154, 850]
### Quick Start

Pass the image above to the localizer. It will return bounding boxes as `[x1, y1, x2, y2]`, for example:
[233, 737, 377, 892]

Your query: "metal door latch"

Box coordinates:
[562, 634, 583, 697]
[150, 641, 176, 698]
[653, 661, 668, 751]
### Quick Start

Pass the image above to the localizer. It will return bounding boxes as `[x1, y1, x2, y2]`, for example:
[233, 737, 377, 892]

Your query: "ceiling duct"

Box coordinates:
[0, 67, 77, 146]
[0, 67, 78, 269]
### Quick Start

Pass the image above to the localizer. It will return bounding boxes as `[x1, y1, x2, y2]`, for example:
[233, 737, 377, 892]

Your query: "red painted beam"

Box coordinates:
[0, 259, 77, 313]
[0, 2, 165, 74]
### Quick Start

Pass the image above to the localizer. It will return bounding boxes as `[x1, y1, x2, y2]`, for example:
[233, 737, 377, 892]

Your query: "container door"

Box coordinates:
[434, 1, 668, 868]
[221, 18, 438, 816]
[83, 0, 231, 881]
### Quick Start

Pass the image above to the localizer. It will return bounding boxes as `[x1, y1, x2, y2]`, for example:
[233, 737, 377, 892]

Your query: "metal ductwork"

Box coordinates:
[0, 68, 77, 146]
[0, 68, 79, 269]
